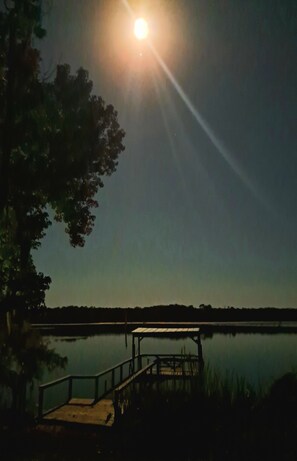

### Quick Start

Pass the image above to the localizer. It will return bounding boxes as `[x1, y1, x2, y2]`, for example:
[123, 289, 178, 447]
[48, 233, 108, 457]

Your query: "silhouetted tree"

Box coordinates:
[0, 1, 125, 315]
[199, 304, 212, 310]
[0, 319, 67, 420]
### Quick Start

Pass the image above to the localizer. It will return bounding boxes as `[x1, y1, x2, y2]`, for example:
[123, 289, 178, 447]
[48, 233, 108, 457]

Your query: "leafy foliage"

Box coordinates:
[0, 1, 125, 313]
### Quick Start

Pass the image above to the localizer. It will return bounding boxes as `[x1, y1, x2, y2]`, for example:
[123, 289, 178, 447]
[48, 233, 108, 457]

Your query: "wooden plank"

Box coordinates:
[68, 398, 94, 406]
[43, 399, 114, 427]
[132, 327, 200, 336]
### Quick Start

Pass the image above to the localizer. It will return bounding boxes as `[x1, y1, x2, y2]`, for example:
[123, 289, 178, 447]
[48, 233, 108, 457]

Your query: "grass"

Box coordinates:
[113, 362, 297, 461]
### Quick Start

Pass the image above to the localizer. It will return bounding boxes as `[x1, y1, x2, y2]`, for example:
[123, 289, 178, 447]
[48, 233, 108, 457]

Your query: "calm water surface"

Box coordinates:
[29, 331, 297, 414]
[41, 331, 297, 388]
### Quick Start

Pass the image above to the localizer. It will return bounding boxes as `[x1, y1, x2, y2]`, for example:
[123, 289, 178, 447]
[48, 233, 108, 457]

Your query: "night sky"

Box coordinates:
[33, 0, 297, 308]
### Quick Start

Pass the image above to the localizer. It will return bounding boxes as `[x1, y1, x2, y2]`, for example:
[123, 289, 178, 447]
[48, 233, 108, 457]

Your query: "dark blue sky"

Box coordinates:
[33, 0, 297, 308]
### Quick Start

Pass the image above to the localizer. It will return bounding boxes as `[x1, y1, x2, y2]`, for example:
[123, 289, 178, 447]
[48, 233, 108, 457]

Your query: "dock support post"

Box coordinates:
[68, 377, 73, 402]
[197, 334, 204, 371]
[112, 369, 115, 388]
[38, 387, 44, 420]
[137, 337, 141, 370]
[95, 376, 99, 402]
[191, 334, 204, 372]
[156, 356, 160, 376]
[132, 335, 135, 372]
[156, 357, 160, 391]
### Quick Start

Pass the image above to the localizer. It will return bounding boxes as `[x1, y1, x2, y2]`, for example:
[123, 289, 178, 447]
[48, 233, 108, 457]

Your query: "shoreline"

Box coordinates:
[31, 320, 297, 335]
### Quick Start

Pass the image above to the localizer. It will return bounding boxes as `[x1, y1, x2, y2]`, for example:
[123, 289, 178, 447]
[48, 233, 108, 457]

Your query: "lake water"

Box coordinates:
[24, 329, 297, 415]
[40, 331, 297, 390]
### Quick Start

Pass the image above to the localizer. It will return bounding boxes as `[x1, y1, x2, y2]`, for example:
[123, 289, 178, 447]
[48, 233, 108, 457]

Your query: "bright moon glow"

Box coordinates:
[134, 18, 149, 40]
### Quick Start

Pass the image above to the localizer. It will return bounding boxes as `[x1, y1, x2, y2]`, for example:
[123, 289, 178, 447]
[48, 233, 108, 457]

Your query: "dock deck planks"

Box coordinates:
[43, 398, 114, 427]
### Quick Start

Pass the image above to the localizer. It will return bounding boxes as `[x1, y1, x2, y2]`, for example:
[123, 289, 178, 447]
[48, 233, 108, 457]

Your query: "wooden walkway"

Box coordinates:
[38, 327, 204, 428]
[38, 354, 202, 428]
[42, 397, 115, 428]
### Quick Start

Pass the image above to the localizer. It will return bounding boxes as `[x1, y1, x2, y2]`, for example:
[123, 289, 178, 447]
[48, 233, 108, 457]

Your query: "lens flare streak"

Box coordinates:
[122, 0, 270, 210]
[148, 42, 267, 205]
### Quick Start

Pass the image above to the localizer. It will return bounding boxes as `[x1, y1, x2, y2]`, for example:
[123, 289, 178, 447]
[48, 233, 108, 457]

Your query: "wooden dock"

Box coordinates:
[42, 398, 115, 427]
[38, 328, 204, 428]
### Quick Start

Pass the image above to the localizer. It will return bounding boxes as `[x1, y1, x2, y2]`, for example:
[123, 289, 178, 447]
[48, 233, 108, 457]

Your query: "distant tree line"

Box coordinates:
[26, 304, 297, 324]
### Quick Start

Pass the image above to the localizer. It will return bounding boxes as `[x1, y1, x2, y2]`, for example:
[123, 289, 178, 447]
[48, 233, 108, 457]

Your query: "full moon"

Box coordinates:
[134, 18, 149, 40]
